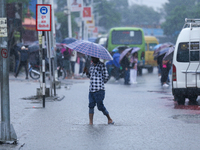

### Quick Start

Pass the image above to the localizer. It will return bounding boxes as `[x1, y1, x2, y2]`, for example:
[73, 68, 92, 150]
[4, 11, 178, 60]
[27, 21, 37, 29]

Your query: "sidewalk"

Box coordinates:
[1, 71, 91, 149]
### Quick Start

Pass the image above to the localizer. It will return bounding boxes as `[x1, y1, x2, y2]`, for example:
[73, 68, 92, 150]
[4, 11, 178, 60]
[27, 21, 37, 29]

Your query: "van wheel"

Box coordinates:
[174, 95, 185, 105]
[148, 67, 153, 73]
[188, 95, 198, 105]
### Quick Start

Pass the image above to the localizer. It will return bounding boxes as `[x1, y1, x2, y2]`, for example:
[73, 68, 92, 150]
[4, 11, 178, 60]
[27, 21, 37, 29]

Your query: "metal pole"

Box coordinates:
[42, 31, 45, 108]
[67, 0, 72, 37]
[46, 31, 53, 97]
[0, 0, 17, 143]
[37, 0, 43, 95]
[50, 0, 56, 96]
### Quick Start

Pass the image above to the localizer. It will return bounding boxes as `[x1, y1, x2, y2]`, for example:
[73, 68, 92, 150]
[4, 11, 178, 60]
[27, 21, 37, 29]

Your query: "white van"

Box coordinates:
[172, 18, 200, 105]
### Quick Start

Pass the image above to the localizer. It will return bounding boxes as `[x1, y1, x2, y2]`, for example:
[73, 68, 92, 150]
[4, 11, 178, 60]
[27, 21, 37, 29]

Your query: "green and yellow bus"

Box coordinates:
[106, 27, 151, 74]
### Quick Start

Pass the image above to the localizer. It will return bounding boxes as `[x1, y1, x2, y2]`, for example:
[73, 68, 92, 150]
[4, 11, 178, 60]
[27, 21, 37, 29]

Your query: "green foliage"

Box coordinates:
[94, 0, 121, 30]
[124, 4, 161, 26]
[55, 12, 78, 40]
[162, 0, 200, 42]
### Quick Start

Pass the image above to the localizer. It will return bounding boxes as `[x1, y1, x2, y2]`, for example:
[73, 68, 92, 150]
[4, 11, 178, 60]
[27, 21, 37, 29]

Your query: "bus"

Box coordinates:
[144, 36, 159, 72]
[106, 27, 149, 75]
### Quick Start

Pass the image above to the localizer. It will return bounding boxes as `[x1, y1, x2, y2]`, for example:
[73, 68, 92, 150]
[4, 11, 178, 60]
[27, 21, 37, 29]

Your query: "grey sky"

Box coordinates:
[128, 0, 168, 11]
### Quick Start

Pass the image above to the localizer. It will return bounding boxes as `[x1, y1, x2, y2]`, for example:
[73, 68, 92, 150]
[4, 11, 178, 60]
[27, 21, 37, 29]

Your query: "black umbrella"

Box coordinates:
[28, 44, 40, 53]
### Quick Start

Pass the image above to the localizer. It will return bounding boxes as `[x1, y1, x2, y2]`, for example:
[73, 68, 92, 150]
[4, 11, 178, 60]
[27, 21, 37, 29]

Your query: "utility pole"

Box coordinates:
[67, 0, 72, 37]
[0, 0, 17, 143]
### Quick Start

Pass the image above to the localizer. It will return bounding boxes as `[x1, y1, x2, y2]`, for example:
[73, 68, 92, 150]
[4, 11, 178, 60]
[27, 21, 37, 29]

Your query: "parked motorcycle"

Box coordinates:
[29, 63, 66, 80]
[29, 64, 40, 80]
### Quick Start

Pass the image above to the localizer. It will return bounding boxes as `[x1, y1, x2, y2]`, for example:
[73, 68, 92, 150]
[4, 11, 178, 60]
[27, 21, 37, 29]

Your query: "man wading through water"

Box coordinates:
[84, 57, 114, 125]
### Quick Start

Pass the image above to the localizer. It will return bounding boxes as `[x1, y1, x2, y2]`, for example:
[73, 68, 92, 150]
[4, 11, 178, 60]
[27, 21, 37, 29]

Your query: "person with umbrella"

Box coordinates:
[84, 57, 114, 125]
[105, 48, 121, 82]
[66, 40, 114, 125]
[120, 50, 131, 85]
[130, 52, 138, 84]
[15, 45, 29, 79]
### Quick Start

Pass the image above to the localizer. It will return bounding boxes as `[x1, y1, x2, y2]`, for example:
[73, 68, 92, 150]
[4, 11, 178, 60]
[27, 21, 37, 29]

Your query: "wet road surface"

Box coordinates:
[1, 67, 200, 150]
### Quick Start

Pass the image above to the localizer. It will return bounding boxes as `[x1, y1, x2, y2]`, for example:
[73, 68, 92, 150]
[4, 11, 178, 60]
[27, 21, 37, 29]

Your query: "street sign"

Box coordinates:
[36, 4, 51, 31]
[82, 7, 92, 21]
[0, 18, 7, 37]
[1, 48, 8, 58]
[71, 0, 82, 12]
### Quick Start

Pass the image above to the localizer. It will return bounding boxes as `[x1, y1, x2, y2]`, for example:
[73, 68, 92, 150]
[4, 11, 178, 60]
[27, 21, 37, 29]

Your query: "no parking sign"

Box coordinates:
[36, 4, 51, 31]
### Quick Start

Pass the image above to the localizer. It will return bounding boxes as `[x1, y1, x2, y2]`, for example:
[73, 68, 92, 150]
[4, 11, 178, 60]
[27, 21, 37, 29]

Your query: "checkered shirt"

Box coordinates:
[87, 61, 109, 92]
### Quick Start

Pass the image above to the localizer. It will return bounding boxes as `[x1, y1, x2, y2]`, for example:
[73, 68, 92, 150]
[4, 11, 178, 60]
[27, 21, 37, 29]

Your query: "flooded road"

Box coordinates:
[1, 68, 200, 150]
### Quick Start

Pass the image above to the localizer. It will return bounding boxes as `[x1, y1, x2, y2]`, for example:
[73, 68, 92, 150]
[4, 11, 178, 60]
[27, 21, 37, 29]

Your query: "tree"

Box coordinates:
[6, 0, 31, 19]
[124, 4, 161, 26]
[94, 0, 121, 30]
[161, 0, 199, 42]
[55, 12, 79, 41]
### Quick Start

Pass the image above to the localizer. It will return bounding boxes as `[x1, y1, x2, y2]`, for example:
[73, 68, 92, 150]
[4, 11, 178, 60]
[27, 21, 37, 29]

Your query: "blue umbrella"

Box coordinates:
[153, 44, 162, 50]
[163, 46, 175, 60]
[66, 40, 113, 60]
[61, 38, 77, 44]
[158, 47, 171, 56]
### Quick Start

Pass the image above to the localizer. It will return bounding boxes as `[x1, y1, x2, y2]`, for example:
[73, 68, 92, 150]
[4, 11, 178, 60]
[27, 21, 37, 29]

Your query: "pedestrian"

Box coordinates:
[130, 52, 138, 84]
[157, 54, 165, 79]
[161, 60, 171, 87]
[120, 52, 131, 85]
[105, 49, 121, 81]
[15, 46, 29, 79]
[62, 47, 71, 78]
[70, 50, 77, 79]
[84, 56, 114, 125]
[13, 43, 20, 74]
[79, 53, 86, 74]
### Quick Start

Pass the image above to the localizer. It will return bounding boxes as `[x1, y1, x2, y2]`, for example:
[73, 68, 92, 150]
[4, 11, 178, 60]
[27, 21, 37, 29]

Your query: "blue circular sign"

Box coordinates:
[40, 7, 48, 14]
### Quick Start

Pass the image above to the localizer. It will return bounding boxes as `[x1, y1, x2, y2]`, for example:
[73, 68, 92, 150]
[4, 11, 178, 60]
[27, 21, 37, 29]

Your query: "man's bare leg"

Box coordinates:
[106, 114, 114, 124]
[89, 113, 94, 125]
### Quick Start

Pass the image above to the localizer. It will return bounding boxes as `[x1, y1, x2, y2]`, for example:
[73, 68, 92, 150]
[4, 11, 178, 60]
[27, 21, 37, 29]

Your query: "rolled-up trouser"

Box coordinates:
[88, 90, 109, 115]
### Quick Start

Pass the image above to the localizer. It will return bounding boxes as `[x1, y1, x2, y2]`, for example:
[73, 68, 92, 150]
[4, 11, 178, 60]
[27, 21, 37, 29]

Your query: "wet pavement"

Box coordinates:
[1, 67, 200, 150]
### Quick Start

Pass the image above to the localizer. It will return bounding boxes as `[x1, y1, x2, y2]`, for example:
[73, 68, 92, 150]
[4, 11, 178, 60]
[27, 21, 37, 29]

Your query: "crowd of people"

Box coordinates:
[106, 48, 138, 85]
[56, 45, 86, 79]
[11, 43, 87, 80]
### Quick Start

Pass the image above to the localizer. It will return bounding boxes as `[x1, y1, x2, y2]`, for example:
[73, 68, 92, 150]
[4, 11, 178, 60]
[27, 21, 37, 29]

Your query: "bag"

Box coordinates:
[63, 50, 71, 60]
[129, 62, 135, 68]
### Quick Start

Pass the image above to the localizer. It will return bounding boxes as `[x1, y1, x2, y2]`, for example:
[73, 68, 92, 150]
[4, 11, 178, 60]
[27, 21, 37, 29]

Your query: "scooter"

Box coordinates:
[29, 63, 67, 80]
[29, 63, 40, 80]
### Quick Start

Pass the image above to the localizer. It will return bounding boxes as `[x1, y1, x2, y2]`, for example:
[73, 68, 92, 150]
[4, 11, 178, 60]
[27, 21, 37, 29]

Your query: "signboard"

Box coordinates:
[86, 15, 95, 30]
[1, 48, 8, 58]
[0, 18, 7, 37]
[71, 0, 82, 12]
[82, 7, 92, 21]
[36, 4, 51, 31]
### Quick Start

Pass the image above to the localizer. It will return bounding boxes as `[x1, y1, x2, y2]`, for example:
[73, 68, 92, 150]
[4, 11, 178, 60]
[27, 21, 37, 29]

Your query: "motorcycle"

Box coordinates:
[29, 63, 67, 80]
[106, 64, 124, 80]
[29, 63, 40, 80]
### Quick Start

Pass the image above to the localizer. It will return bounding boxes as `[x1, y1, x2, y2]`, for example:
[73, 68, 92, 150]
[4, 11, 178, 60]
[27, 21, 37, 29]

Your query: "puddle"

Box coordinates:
[172, 114, 200, 124]
[148, 90, 168, 94]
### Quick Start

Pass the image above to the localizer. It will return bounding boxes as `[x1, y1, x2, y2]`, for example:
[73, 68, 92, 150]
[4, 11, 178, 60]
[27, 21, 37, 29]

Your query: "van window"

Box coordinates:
[111, 30, 142, 45]
[177, 42, 199, 62]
